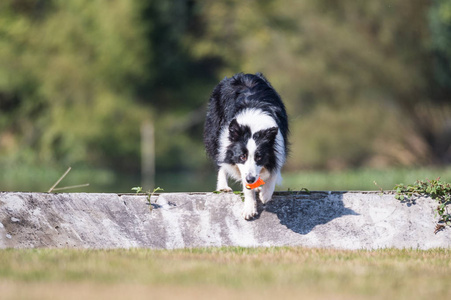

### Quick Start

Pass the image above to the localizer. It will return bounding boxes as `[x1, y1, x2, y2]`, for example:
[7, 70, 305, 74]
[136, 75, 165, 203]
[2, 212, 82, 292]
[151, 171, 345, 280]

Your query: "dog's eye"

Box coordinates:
[239, 154, 247, 162]
[255, 153, 262, 161]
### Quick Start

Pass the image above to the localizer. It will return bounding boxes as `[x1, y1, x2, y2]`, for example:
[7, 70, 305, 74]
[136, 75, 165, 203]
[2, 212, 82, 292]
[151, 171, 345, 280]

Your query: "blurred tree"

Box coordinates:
[137, 1, 226, 172]
[193, 0, 451, 169]
[429, 0, 451, 93]
[1, 0, 450, 181]
[0, 0, 150, 170]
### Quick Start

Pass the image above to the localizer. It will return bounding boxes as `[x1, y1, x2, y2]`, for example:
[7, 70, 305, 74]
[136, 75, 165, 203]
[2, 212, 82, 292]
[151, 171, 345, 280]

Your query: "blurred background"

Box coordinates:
[1, 0, 451, 193]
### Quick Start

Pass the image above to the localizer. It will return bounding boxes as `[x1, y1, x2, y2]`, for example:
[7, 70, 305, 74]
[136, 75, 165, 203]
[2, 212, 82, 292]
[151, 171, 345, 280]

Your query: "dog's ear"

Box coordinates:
[264, 127, 279, 141]
[253, 127, 278, 143]
[228, 119, 242, 142]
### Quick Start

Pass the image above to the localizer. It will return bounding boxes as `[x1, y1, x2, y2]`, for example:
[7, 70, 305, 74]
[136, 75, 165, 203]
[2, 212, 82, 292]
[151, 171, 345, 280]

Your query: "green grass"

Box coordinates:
[281, 167, 451, 191]
[1, 247, 450, 299]
[2, 162, 451, 193]
[0, 163, 121, 193]
[0, 163, 215, 193]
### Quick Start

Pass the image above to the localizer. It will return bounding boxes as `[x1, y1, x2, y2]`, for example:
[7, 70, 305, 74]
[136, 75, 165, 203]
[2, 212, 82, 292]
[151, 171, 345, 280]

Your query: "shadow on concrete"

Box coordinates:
[264, 191, 358, 235]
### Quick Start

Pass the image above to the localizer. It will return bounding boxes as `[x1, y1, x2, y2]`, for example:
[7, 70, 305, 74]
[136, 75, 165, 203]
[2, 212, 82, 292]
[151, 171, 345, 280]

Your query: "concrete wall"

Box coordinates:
[0, 191, 449, 249]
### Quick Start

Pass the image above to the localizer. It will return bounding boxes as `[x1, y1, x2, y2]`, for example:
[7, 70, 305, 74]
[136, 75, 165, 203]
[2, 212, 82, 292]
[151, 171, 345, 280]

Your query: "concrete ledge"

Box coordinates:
[0, 191, 450, 249]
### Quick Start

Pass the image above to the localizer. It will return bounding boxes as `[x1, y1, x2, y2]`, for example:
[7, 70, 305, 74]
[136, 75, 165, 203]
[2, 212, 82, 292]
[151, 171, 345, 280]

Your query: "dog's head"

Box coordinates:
[225, 119, 278, 184]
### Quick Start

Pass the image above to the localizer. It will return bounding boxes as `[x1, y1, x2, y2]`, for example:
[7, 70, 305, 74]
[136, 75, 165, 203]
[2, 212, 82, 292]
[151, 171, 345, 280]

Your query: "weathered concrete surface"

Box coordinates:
[0, 191, 449, 249]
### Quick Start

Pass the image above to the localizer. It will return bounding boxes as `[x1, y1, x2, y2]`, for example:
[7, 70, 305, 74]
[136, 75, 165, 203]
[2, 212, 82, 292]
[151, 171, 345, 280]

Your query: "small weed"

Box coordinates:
[300, 187, 310, 193]
[131, 186, 142, 194]
[48, 167, 89, 192]
[287, 187, 310, 195]
[394, 178, 451, 233]
[131, 186, 164, 211]
[213, 190, 245, 201]
[233, 190, 245, 202]
[373, 181, 384, 194]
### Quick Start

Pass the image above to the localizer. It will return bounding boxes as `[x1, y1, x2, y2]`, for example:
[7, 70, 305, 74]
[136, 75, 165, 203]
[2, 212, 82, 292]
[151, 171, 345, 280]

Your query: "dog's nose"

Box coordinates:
[246, 175, 257, 184]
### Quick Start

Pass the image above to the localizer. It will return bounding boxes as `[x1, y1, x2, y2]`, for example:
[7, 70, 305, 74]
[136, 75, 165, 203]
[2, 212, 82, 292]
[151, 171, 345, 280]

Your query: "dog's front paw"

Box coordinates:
[241, 202, 258, 220]
[217, 186, 233, 193]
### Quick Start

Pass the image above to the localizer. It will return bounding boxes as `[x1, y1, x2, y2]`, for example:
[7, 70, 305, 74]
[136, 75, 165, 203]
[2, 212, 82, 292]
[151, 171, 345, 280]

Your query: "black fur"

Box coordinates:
[251, 127, 279, 172]
[223, 120, 251, 165]
[204, 72, 289, 166]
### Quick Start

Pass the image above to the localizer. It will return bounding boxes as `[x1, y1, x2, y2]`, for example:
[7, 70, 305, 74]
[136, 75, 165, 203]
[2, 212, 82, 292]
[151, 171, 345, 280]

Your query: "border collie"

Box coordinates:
[204, 73, 289, 220]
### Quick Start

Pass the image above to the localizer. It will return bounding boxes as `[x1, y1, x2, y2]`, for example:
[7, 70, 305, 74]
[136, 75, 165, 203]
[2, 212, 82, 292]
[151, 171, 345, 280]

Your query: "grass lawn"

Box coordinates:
[1, 247, 450, 299]
[281, 167, 451, 191]
[2, 163, 451, 193]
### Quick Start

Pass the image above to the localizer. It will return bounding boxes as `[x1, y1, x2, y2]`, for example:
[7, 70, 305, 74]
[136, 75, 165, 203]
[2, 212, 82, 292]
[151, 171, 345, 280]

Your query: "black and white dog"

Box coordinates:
[204, 73, 289, 220]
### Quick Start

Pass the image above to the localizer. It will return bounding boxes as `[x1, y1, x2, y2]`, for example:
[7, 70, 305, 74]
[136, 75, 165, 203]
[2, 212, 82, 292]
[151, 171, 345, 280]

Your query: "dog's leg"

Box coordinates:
[242, 187, 258, 220]
[216, 166, 232, 192]
[259, 171, 279, 204]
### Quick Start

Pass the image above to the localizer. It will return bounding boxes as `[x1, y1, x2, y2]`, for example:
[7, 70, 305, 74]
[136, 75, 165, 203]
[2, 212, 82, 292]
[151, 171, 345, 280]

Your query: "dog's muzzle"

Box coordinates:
[245, 175, 257, 184]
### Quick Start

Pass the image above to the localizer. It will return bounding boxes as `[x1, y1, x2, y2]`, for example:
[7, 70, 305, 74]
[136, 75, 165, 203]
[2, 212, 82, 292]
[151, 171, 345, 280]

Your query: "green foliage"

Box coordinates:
[394, 178, 451, 233]
[429, 0, 451, 90]
[0, 0, 150, 170]
[131, 186, 164, 211]
[1, 0, 451, 185]
[131, 186, 143, 194]
[193, 0, 451, 170]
